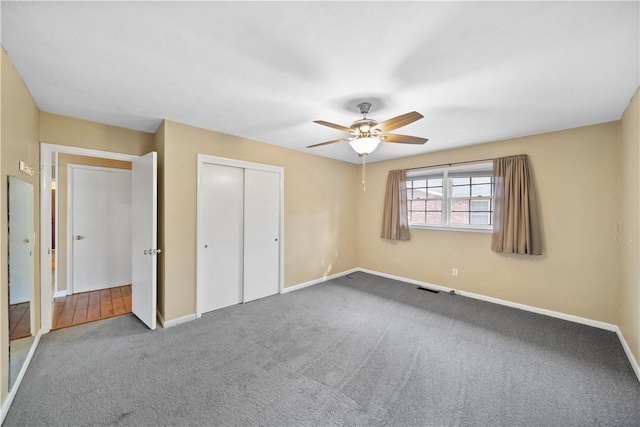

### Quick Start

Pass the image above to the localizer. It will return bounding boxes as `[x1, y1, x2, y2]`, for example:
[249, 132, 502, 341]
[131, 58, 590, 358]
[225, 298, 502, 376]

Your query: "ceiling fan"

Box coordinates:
[307, 102, 428, 157]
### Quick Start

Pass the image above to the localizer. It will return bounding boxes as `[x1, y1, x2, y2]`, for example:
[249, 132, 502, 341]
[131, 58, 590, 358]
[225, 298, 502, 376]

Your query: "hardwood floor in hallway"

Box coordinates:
[9, 302, 31, 340]
[52, 285, 132, 330]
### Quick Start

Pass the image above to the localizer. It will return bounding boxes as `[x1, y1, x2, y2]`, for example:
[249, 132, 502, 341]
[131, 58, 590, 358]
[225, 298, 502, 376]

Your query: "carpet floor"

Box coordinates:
[4, 272, 640, 426]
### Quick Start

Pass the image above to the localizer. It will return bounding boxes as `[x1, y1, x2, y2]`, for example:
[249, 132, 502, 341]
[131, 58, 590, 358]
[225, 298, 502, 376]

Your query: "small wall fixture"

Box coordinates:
[18, 161, 40, 177]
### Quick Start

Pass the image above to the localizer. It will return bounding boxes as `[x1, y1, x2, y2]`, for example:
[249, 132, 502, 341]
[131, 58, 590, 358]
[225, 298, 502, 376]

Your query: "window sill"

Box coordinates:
[409, 224, 493, 234]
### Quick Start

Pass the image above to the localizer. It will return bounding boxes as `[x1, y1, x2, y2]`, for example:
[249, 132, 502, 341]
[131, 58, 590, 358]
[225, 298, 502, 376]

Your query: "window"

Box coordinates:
[407, 163, 494, 231]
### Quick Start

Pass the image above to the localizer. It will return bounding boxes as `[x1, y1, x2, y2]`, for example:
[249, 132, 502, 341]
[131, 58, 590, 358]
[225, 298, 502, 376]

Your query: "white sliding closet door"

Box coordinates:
[198, 163, 244, 313]
[197, 156, 283, 317]
[243, 169, 280, 303]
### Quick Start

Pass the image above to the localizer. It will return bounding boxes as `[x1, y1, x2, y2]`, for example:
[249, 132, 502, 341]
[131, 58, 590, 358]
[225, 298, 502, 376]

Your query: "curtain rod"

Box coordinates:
[405, 157, 495, 171]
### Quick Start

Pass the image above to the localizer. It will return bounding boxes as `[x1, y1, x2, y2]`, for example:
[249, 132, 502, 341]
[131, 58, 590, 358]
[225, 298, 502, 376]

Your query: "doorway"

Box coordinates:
[40, 144, 158, 333]
[52, 160, 133, 330]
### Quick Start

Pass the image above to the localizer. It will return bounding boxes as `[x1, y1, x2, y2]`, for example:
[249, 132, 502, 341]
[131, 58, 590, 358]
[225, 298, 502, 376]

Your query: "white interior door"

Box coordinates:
[132, 151, 157, 330]
[198, 163, 244, 314]
[243, 169, 281, 303]
[70, 166, 132, 293]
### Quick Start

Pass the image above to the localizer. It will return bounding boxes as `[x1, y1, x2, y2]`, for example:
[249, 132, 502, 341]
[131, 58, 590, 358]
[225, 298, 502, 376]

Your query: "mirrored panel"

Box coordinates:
[8, 176, 35, 390]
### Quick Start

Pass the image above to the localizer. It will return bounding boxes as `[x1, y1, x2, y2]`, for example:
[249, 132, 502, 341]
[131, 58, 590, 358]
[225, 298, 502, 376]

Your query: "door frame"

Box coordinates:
[40, 143, 138, 333]
[66, 164, 133, 295]
[195, 154, 284, 318]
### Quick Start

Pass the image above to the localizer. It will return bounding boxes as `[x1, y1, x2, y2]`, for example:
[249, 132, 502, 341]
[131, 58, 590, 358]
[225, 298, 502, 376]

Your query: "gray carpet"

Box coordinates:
[4, 272, 640, 426]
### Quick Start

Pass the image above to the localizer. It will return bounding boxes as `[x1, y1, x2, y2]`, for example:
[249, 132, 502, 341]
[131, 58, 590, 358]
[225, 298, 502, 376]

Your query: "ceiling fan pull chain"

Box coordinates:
[362, 155, 367, 191]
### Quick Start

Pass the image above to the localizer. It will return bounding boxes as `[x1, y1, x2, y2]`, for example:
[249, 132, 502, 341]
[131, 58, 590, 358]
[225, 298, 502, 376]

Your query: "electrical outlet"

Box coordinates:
[452, 268, 458, 277]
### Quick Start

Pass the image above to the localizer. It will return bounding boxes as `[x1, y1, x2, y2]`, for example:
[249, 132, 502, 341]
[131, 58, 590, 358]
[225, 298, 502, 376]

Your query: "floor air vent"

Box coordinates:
[417, 287, 440, 294]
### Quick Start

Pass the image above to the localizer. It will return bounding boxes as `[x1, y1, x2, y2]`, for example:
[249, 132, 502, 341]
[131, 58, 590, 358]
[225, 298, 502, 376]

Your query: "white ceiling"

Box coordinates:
[1, 1, 639, 164]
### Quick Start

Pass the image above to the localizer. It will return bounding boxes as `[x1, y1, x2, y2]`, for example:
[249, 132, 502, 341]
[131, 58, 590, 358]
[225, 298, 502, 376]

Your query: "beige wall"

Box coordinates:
[40, 112, 155, 155]
[55, 154, 131, 294]
[1, 48, 40, 403]
[619, 87, 640, 366]
[160, 120, 359, 320]
[358, 122, 621, 324]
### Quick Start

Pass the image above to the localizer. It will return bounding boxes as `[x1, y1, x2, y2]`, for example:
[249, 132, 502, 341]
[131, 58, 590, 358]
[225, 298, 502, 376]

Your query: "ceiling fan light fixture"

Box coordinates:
[349, 136, 381, 156]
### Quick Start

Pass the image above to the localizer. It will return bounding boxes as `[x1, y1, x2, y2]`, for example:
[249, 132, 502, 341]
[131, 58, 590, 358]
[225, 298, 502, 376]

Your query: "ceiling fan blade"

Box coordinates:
[383, 134, 429, 145]
[306, 138, 349, 148]
[373, 111, 423, 132]
[313, 120, 353, 134]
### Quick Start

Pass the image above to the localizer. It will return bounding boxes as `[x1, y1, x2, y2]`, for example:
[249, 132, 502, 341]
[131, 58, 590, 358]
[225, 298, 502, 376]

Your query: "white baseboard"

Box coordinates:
[160, 313, 197, 328]
[1, 331, 42, 425]
[615, 326, 640, 383]
[53, 290, 68, 298]
[358, 268, 617, 331]
[281, 268, 360, 294]
[359, 268, 640, 382]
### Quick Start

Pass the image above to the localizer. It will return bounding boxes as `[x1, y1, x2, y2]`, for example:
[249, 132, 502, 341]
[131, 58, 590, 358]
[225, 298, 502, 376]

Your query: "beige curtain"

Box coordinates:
[381, 170, 410, 241]
[492, 155, 542, 255]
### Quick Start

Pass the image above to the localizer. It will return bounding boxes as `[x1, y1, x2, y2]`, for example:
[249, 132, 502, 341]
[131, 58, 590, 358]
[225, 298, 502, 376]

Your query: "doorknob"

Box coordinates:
[75, 235, 85, 240]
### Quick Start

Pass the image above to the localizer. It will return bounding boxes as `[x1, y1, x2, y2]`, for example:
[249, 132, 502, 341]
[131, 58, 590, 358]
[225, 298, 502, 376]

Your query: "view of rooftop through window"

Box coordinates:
[407, 165, 494, 229]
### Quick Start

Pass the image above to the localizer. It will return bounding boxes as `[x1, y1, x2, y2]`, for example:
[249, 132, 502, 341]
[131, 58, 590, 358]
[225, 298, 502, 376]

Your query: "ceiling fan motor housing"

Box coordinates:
[351, 118, 380, 137]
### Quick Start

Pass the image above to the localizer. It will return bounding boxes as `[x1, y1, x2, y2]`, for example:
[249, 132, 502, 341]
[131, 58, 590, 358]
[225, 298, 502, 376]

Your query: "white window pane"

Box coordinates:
[452, 177, 469, 185]
[472, 184, 492, 197]
[451, 212, 469, 224]
[426, 200, 442, 210]
[413, 179, 426, 188]
[471, 212, 491, 225]
[470, 200, 490, 211]
[410, 200, 425, 210]
[451, 199, 469, 211]
[452, 185, 470, 197]
[472, 177, 492, 184]
[428, 186, 443, 198]
[426, 211, 442, 224]
[428, 178, 442, 187]
[413, 189, 427, 199]
[410, 211, 426, 223]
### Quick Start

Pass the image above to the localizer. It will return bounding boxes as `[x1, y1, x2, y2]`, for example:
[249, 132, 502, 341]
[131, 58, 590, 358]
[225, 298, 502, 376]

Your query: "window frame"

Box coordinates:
[407, 162, 494, 233]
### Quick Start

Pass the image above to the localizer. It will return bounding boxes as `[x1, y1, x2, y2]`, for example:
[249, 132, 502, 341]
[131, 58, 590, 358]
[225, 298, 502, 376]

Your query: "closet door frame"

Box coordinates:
[195, 154, 284, 318]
